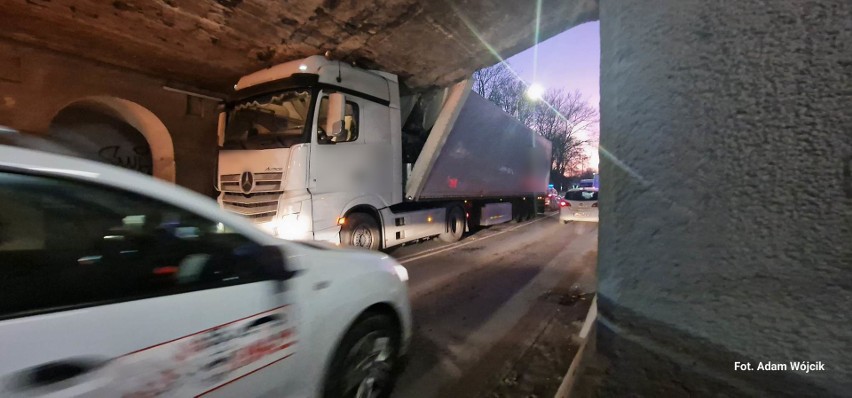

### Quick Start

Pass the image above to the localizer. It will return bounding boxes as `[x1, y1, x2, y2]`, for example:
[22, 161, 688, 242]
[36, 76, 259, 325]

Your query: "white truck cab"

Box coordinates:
[218, 56, 551, 250]
[219, 56, 402, 247]
[0, 145, 411, 398]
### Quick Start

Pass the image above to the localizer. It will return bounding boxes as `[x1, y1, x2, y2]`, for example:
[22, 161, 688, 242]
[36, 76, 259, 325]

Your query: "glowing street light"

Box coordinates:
[526, 83, 544, 100]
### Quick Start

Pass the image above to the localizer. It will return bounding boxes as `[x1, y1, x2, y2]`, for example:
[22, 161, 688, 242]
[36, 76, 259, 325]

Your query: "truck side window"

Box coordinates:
[317, 96, 360, 143]
[0, 172, 271, 320]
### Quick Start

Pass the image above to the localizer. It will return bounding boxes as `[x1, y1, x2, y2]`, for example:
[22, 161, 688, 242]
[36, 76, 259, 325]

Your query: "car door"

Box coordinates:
[0, 170, 302, 397]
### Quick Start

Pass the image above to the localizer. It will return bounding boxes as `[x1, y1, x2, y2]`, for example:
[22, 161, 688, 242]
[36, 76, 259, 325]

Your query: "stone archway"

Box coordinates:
[47, 96, 176, 182]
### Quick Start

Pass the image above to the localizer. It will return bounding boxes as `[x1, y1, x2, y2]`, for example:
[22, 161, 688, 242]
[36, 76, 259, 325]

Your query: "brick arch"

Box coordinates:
[51, 96, 176, 183]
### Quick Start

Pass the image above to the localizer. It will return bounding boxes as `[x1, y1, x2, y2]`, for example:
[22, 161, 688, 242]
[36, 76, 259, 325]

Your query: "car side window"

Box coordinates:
[0, 171, 271, 319]
[317, 96, 360, 143]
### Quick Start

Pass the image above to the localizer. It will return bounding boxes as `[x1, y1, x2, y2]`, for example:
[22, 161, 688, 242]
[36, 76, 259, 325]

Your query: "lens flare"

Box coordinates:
[526, 83, 545, 100]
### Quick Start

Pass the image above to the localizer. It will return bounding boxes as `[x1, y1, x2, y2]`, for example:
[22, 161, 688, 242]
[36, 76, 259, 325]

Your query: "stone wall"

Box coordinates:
[0, 39, 221, 196]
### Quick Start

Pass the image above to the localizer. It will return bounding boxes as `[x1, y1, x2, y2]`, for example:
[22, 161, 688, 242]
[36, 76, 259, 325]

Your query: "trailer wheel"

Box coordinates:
[514, 200, 526, 223]
[341, 212, 381, 250]
[525, 197, 535, 221]
[439, 207, 465, 243]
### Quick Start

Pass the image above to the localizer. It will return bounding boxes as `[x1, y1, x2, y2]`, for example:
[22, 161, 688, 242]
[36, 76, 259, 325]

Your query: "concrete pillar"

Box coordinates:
[591, 0, 851, 396]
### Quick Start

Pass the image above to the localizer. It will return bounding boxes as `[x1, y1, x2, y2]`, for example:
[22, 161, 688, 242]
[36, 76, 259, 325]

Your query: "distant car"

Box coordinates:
[0, 145, 411, 398]
[544, 187, 560, 209]
[559, 188, 599, 223]
[547, 194, 564, 211]
[579, 179, 595, 188]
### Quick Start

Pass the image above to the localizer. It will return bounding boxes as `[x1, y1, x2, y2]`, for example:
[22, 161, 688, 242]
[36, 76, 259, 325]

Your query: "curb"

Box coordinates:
[554, 295, 597, 398]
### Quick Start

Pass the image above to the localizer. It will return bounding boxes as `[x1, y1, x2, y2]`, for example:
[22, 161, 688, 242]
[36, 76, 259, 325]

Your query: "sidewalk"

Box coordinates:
[477, 249, 597, 398]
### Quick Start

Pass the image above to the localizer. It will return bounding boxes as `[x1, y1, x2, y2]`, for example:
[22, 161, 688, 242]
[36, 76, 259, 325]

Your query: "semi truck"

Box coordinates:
[217, 55, 551, 250]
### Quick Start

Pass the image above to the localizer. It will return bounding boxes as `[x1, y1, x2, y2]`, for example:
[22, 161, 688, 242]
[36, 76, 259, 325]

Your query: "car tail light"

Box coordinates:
[592, 202, 598, 207]
[560, 201, 570, 207]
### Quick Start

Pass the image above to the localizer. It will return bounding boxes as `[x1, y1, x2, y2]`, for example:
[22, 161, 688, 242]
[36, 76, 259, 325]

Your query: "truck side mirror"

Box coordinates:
[317, 130, 335, 145]
[325, 93, 346, 139]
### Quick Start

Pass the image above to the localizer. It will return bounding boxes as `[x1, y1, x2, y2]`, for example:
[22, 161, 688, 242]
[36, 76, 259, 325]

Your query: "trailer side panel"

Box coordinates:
[417, 92, 551, 200]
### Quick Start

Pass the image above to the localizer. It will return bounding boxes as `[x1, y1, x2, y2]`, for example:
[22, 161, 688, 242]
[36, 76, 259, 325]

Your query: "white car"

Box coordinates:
[0, 145, 411, 398]
[559, 188, 599, 223]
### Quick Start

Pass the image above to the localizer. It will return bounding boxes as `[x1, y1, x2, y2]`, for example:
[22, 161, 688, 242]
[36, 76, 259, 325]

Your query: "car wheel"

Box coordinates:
[341, 213, 381, 250]
[323, 313, 401, 398]
[439, 206, 465, 243]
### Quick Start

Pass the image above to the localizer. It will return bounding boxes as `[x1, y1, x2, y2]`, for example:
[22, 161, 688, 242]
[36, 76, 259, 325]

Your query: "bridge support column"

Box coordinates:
[588, 0, 851, 396]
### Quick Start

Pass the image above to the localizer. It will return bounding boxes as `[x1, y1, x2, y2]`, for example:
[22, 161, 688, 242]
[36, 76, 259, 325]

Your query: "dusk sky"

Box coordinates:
[505, 21, 600, 169]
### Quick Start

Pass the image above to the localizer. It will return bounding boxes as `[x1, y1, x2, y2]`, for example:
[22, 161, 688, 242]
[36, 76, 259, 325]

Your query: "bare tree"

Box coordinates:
[535, 89, 597, 175]
[472, 62, 508, 98]
[472, 63, 533, 124]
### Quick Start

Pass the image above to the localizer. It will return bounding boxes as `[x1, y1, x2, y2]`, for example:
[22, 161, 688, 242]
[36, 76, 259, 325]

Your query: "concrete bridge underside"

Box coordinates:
[1, 0, 597, 91]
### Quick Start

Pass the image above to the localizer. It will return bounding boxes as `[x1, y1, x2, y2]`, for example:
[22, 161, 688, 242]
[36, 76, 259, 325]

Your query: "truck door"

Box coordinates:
[309, 91, 393, 233]
[0, 171, 302, 397]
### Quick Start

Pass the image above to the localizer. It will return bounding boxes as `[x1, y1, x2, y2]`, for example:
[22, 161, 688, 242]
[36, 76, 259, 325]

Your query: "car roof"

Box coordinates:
[0, 144, 279, 245]
[0, 131, 82, 157]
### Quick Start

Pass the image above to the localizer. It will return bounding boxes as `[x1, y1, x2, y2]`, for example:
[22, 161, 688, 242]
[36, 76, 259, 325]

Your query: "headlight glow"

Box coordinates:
[260, 213, 308, 240]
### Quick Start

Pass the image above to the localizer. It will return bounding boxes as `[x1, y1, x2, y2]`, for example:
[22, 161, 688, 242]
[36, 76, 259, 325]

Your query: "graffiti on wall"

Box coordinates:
[49, 104, 155, 176]
[98, 145, 153, 174]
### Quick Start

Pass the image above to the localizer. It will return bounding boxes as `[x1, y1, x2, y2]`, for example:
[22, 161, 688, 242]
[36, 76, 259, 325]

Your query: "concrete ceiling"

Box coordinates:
[1, 0, 597, 92]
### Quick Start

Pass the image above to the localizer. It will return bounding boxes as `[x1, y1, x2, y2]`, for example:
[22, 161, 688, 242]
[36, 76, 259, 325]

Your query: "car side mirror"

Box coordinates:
[254, 245, 297, 280]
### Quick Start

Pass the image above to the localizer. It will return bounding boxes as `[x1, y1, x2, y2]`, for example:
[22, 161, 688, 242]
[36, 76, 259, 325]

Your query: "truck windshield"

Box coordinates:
[222, 89, 312, 150]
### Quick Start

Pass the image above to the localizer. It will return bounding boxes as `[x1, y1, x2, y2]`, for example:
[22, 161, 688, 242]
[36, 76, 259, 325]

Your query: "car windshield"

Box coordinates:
[565, 190, 598, 201]
[222, 90, 312, 150]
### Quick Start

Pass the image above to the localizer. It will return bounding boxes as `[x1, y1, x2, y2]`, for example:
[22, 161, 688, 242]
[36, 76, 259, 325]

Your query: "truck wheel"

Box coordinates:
[341, 213, 381, 250]
[323, 313, 401, 398]
[439, 206, 465, 243]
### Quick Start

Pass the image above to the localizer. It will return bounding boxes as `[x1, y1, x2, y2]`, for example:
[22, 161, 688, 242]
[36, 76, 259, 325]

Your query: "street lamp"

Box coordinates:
[526, 83, 544, 101]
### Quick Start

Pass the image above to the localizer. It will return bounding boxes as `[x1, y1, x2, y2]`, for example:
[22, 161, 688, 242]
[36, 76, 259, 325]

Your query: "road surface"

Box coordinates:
[388, 212, 598, 398]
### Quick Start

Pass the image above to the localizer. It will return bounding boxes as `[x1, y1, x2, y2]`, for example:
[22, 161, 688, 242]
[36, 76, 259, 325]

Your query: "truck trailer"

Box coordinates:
[217, 55, 551, 250]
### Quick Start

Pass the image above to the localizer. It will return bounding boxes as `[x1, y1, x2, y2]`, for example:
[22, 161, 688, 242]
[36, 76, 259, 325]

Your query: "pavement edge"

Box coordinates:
[554, 294, 597, 398]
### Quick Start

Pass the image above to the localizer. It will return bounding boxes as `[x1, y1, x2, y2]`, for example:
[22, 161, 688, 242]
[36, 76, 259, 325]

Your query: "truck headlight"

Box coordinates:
[260, 213, 309, 240]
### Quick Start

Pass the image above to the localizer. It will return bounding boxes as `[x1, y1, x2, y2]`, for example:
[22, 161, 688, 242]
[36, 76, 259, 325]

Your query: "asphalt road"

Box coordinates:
[388, 212, 599, 398]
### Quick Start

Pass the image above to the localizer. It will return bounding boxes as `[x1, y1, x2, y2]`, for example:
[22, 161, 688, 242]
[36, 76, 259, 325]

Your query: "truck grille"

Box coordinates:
[219, 173, 284, 223]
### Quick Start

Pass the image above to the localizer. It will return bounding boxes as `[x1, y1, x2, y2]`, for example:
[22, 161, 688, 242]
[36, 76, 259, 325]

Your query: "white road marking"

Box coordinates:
[398, 212, 557, 265]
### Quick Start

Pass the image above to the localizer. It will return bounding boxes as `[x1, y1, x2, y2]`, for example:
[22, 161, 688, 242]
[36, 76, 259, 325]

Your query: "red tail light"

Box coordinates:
[592, 202, 598, 207]
[560, 201, 570, 207]
[153, 266, 179, 276]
